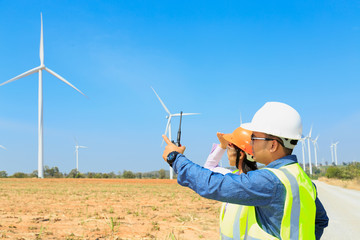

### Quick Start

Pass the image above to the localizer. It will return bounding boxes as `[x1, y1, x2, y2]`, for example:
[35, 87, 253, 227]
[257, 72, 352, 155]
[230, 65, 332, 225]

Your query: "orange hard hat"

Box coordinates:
[223, 126, 253, 156]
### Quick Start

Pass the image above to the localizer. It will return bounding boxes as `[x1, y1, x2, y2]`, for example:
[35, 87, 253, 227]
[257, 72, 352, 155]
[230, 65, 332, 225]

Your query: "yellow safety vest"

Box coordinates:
[219, 163, 317, 240]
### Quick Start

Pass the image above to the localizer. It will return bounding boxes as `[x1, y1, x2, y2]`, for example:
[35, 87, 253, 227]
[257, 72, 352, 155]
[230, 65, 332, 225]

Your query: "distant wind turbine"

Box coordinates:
[0, 13, 87, 178]
[312, 135, 319, 167]
[300, 138, 307, 170]
[333, 141, 339, 165]
[151, 87, 200, 179]
[330, 143, 335, 165]
[75, 139, 87, 173]
[306, 126, 313, 175]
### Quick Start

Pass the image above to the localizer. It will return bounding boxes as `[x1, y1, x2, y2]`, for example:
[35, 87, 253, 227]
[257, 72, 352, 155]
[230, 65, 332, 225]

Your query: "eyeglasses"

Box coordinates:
[251, 134, 284, 147]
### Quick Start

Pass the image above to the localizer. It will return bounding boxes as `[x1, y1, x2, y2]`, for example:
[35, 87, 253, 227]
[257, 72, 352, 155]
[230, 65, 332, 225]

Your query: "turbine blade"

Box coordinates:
[161, 117, 171, 147]
[151, 87, 171, 114]
[164, 117, 171, 136]
[308, 125, 313, 138]
[45, 67, 87, 97]
[172, 113, 200, 116]
[181, 113, 200, 116]
[240, 112, 243, 125]
[0, 66, 42, 86]
[79, 146, 87, 148]
[40, 13, 44, 65]
[0, 145, 6, 150]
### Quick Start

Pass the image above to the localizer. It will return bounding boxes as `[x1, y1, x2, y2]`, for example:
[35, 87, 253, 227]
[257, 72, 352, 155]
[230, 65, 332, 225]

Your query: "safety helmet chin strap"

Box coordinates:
[235, 148, 241, 169]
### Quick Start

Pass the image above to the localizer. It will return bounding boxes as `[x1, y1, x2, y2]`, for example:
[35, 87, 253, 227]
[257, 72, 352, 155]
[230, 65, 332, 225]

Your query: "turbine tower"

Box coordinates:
[333, 141, 339, 165]
[300, 138, 307, 170]
[75, 139, 87, 173]
[312, 135, 319, 167]
[330, 143, 335, 165]
[306, 126, 313, 175]
[151, 87, 199, 179]
[1, 13, 86, 178]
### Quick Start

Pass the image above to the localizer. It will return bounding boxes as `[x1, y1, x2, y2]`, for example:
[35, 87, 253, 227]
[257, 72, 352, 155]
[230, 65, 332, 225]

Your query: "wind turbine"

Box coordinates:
[75, 139, 87, 173]
[306, 126, 313, 175]
[1, 13, 86, 178]
[151, 87, 199, 179]
[333, 141, 339, 165]
[330, 143, 335, 165]
[312, 135, 319, 167]
[300, 138, 307, 170]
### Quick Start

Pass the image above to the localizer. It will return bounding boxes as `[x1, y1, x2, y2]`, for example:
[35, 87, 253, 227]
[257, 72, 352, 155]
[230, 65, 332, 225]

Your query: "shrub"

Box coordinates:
[0, 171, 7, 178]
[11, 172, 28, 178]
[123, 170, 136, 179]
[326, 166, 341, 178]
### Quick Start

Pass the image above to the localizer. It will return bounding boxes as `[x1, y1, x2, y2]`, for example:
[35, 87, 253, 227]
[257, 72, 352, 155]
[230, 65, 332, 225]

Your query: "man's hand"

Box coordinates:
[217, 132, 228, 149]
[162, 135, 186, 161]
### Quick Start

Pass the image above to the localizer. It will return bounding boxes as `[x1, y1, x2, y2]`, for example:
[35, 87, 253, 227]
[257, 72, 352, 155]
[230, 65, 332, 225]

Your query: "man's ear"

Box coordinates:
[269, 140, 279, 153]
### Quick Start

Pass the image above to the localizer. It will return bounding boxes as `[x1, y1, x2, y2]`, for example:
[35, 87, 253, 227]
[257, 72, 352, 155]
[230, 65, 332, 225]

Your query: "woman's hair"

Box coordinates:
[234, 145, 258, 173]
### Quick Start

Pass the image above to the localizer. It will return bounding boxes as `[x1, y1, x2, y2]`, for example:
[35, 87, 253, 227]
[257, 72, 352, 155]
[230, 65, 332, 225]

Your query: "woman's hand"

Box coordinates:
[217, 132, 228, 149]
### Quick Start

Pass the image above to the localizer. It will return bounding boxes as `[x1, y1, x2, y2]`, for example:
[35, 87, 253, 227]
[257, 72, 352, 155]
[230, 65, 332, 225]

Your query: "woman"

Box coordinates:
[204, 126, 257, 174]
[203, 126, 257, 239]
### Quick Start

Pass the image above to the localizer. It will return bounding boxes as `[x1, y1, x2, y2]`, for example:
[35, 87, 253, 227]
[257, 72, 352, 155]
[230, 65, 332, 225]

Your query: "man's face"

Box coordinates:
[250, 131, 271, 164]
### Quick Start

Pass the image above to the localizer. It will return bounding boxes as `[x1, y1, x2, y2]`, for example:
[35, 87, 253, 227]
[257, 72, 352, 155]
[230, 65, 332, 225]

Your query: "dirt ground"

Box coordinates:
[318, 177, 360, 191]
[0, 179, 221, 240]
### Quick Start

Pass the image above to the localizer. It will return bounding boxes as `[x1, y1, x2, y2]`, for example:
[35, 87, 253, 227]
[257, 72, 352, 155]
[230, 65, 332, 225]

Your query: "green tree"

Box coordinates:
[44, 166, 63, 178]
[108, 172, 117, 178]
[30, 170, 38, 178]
[123, 170, 136, 179]
[0, 171, 7, 178]
[94, 173, 103, 178]
[12, 172, 28, 178]
[67, 169, 83, 178]
[159, 169, 166, 179]
[326, 166, 341, 178]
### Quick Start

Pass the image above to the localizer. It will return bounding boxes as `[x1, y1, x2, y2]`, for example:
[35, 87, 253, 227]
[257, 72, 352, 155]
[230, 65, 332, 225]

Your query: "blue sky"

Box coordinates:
[0, 1, 359, 174]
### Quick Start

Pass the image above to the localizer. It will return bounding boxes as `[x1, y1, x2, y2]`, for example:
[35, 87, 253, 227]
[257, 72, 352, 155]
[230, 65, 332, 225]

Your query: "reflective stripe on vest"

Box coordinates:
[219, 163, 316, 240]
[219, 169, 242, 239]
[220, 203, 244, 239]
[266, 163, 316, 240]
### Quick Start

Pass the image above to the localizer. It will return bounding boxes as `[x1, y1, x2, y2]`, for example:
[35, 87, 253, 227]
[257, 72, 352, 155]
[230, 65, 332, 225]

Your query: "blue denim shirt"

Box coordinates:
[172, 154, 329, 239]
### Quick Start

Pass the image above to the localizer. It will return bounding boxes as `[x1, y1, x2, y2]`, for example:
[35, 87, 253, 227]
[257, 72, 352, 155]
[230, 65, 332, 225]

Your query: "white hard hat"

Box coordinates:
[243, 102, 302, 140]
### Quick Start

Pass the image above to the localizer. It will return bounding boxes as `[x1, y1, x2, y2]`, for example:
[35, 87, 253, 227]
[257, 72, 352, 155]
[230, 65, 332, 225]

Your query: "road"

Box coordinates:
[314, 180, 360, 240]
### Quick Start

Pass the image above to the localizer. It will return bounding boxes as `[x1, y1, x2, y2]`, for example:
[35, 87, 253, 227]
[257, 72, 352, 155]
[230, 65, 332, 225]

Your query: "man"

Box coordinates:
[162, 102, 328, 240]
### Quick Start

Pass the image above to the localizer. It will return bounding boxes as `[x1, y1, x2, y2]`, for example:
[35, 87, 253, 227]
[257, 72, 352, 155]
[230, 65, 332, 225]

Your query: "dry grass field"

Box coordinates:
[319, 177, 360, 191]
[0, 179, 221, 240]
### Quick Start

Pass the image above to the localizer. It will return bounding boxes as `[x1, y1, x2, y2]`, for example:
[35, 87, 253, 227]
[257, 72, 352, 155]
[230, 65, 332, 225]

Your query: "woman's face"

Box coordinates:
[227, 143, 246, 168]
[227, 145, 237, 166]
